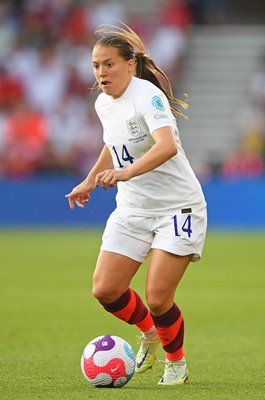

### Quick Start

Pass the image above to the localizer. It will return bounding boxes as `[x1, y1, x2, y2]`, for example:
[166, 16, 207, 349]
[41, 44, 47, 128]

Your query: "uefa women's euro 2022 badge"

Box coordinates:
[151, 95, 165, 111]
[151, 95, 168, 121]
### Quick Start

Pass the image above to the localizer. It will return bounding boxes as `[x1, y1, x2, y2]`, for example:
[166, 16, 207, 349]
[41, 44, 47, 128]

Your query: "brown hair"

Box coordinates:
[94, 23, 188, 118]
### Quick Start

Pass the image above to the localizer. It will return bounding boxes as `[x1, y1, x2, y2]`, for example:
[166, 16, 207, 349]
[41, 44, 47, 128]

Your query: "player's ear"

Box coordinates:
[128, 59, 134, 72]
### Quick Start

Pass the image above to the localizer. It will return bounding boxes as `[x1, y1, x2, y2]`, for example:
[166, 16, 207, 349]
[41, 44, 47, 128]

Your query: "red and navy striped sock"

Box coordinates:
[152, 303, 184, 361]
[101, 288, 154, 332]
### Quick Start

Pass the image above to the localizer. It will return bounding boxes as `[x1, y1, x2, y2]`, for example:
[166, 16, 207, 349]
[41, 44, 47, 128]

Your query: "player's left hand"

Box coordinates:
[95, 168, 131, 189]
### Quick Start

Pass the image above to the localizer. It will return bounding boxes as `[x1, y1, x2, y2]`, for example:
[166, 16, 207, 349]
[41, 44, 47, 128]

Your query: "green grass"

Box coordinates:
[1, 230, 265, 400]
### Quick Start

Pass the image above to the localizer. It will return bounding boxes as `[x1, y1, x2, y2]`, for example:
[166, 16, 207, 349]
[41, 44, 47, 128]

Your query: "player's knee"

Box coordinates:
[92, 273, 107, 302]
[92, 283, 119, 304]
[146, 295, 165, 315]
[146, 290, 173, 316]
[92, 284, 108, 302]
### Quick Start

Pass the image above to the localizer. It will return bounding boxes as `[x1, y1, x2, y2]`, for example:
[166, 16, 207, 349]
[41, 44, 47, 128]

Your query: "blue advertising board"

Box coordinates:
[1, 176, 265, 229]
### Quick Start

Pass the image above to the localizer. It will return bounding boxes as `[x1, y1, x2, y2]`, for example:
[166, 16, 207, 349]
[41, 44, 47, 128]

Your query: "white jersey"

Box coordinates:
[95, 76, 206, 216]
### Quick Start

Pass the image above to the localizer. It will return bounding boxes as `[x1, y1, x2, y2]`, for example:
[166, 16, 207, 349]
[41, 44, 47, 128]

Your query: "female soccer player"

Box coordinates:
[66, 24, 207, 385]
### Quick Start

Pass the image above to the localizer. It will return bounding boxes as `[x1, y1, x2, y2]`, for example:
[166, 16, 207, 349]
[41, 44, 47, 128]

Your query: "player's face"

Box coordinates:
[92, 45, 134, 98]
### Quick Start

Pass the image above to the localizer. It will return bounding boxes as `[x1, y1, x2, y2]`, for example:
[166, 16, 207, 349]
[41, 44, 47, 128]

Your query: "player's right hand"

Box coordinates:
[65, 191, 90, 209]
[65, 181, 95, 209]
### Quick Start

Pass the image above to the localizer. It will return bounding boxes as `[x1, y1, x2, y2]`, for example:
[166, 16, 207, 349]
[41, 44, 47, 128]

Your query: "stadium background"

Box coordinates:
[1, 2, 265, 399]
[1, 0, 265, 229]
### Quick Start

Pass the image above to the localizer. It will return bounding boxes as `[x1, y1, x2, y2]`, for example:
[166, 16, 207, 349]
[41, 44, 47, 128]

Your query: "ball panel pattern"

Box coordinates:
[81, 335, 136, 388]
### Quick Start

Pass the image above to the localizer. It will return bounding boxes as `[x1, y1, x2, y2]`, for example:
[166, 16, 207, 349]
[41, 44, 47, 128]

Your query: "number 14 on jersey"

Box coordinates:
[113, 145, 134, 168]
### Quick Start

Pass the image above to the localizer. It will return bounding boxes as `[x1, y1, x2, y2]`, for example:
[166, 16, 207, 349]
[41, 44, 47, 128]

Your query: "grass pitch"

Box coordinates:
[0, 230, 265, 400]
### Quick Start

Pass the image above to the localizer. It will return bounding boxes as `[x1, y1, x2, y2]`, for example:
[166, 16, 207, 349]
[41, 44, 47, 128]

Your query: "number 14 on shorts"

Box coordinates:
[172, 214, 192, 238]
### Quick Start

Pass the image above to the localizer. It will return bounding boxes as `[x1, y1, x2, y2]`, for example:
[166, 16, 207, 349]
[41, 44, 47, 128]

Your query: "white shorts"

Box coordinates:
[101, 206, 207, 263]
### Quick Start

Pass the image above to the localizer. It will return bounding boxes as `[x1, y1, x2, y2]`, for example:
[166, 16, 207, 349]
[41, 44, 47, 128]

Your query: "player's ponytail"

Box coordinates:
[94, 23, 188, 118]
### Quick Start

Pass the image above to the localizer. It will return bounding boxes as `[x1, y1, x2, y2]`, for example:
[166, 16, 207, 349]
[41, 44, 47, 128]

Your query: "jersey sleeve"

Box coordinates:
[139, 87, 176, 134]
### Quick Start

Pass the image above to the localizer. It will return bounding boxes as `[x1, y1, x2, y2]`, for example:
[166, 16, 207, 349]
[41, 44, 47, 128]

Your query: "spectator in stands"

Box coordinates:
[24, 40, 68, 115]
[18, 4, 52, 48]
[160, 0, 193, 30]
[2, 98, 49, 178]
[222, 49, 265, 178]
[148, 0, 193, 84]
[0, 65, 24, 111]
[59, 1, 89, 45]
[0, 1, 18, 61]
[46, 93, 89, 174]
[87, 0, 127, 31]
[221, 129, 265, 179]
[61, 33, 95, 88]
[7, 37, 68, 116]
[221, 151, 264, 179]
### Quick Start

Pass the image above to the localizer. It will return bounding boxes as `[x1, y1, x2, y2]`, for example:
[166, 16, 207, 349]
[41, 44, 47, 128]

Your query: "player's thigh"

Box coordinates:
[101, 209, 153, 263]
[92, 250, 141, 303]
[146, 249, 192, 315]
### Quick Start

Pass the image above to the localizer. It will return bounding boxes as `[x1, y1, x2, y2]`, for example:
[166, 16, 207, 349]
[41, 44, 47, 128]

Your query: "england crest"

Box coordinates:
[126, 117, 141, 136]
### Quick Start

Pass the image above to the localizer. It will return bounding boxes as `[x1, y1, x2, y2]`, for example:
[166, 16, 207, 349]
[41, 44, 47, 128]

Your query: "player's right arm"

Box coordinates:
[66, 145, 113, 209]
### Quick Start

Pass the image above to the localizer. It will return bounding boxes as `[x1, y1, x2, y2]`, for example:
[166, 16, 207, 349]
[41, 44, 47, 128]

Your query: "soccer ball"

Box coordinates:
[81, 335, 136, 388]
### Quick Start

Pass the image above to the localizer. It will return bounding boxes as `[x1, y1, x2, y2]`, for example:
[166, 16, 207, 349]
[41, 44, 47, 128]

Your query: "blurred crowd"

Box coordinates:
[0, 0, 195, 179]
[0, 0, 264, 180]
[221, 52, 265, 179]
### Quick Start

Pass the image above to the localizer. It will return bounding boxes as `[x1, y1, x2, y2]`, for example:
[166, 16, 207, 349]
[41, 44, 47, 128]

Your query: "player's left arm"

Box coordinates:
[95, 126, 177, 188]
[125, 126, 177, 176]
